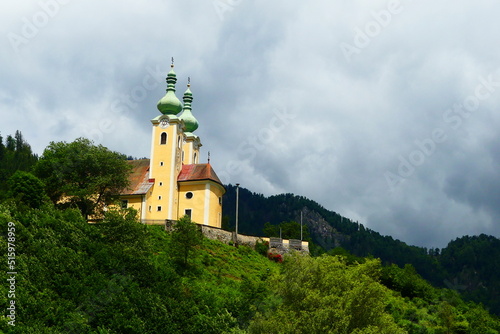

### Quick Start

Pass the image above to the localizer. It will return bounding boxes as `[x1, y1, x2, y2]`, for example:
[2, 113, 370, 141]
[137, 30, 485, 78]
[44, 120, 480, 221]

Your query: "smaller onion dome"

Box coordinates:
[179, 80, 199, 133]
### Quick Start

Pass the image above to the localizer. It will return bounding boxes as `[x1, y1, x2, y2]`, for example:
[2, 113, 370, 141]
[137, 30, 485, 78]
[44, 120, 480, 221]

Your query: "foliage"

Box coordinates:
[381, 263, 438, 301]
[327, 246, 366, 264]
[248, 254, 405, 334]
[263, 220, 309, 240]
[7, 171, 47, 209]
[0, 202, 278, 333]
[0, 131, 38, 200]
[169, 215, 204, 268]
[1, 199, 500, 333]
[222, 185, 500, 315]
[254, 239, 269, 256]
[440, 234, 500, 314]
[33, 138, 131, 219]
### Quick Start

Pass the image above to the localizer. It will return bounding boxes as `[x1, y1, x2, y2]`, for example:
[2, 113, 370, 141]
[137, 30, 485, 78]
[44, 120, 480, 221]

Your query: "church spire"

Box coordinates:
[157, 58, 183, 115]
[179, 77, 199, 133]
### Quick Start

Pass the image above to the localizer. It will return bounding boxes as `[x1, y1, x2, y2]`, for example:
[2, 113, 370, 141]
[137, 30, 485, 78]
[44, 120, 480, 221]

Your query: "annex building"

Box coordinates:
[119, 63, 225, 227]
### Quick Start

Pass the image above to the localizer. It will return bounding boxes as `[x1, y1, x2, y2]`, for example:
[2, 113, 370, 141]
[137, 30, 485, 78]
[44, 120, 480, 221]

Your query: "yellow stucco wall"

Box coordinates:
[182, 136, 201, 165]
[178, 181, 224, 228]
[120, 195, 143, 217]
[148, 116, 182, 220]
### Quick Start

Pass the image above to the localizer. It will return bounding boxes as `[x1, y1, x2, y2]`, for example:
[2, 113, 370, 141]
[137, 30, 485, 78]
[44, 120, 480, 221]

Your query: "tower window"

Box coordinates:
[148, 206, 151, 212]
[185, 209, 192, 218]
[219, 197, 222, 205]
[186, 192, 193, 199]
[160, 132, 167, 145]
[159, 182, 163, 186]
[193, 153, 197, 164]
[157, 206, 162, 212]
[158, 196, 162, 200]
[160, 161, 164, 166]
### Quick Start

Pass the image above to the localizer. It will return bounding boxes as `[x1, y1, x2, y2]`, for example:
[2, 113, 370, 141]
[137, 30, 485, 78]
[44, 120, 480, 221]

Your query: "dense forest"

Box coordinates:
[1, 131, 500, 332]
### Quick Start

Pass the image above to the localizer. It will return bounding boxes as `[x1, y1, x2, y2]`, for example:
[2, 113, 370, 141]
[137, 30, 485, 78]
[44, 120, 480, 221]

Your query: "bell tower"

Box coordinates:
[149, 61, 184, 220]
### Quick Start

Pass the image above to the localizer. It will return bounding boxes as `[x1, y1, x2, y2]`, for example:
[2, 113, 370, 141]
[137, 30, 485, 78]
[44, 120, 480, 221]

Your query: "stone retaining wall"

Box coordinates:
[162, 219, 309, 254]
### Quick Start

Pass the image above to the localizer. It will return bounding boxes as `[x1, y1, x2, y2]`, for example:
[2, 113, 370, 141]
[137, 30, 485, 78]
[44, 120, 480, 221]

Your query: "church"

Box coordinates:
[119, 63, 225, 227]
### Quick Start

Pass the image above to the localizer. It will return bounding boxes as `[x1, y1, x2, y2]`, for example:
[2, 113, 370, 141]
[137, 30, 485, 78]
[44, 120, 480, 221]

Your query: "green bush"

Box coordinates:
[255, 239, 269, 256]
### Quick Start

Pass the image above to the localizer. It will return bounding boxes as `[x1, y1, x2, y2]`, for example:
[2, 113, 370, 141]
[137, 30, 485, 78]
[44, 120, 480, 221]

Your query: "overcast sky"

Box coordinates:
[2, 0, 500, 248]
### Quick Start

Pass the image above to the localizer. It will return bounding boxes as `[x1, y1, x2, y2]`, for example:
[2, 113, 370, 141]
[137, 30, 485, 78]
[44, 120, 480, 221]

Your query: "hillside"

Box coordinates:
[2, 202, 500, 333]
[222, 184, 500, 315]
[1, 132, 499, 331]
[0, 203, 279, 333]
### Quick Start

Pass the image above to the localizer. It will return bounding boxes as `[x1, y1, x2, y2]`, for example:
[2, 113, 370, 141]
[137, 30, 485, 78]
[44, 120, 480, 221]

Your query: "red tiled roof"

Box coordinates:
[178, 163, 224, 186]
[121, 159, 154, 195]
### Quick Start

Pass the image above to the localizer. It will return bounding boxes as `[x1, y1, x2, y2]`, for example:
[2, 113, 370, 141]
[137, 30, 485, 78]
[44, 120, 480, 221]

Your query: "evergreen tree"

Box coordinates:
[0, 131, 38, 200]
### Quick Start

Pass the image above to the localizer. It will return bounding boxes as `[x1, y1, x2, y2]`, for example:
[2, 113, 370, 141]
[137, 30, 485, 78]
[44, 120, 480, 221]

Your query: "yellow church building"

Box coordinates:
[119, 63, 225, 228]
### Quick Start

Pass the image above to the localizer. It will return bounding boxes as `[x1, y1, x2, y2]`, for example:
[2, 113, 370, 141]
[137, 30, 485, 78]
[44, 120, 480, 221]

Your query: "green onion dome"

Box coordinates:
[157, 64, 183, 115]
[179, 82, 199, 133]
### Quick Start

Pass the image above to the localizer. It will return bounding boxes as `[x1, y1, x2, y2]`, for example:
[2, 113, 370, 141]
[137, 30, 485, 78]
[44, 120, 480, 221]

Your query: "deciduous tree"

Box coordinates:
[169, 215, 203, 268]
[33, 138, 131, 219]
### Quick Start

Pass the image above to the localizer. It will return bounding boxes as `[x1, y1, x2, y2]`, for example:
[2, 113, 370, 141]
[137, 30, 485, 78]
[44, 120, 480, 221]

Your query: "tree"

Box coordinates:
[33, 138, 131, 219]
[248, 254, 405, 334]
[7, 171, 47, 209]
[263, 221, 309, 240]
[169, 215, 203, 268]
[0, 131, 38, 200]
[0, 132, 4, 161]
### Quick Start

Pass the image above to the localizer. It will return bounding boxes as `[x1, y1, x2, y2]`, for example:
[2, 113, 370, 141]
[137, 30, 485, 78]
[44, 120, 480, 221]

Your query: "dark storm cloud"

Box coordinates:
[2, 0, 500, 248]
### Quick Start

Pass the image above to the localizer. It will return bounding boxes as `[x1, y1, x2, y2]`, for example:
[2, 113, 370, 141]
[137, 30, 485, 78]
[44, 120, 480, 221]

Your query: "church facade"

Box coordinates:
[119, 64, 225, 227]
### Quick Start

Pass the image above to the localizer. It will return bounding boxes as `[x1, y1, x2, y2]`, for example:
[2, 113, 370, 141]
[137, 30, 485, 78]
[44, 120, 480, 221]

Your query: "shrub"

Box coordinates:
[255, 239, 269, 256]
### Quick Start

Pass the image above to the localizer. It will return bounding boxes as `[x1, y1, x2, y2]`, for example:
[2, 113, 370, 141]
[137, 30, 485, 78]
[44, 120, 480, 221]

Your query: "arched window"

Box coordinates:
[160, 132, 167, 145]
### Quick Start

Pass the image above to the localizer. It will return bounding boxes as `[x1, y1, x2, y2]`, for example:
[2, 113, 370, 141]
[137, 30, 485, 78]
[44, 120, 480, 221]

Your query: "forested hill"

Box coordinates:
[222, 184, 500, 315]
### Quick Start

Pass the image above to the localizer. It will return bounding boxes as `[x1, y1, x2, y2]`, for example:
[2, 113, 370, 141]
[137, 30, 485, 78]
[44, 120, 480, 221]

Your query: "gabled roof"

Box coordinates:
[178, 163, 224, 187]
[121, 159, 154, 195]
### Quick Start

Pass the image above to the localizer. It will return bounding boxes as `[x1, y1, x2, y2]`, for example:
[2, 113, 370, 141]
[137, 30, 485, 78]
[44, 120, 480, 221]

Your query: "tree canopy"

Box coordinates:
[7, 170, 47, 209]
[0, 131, 38, 199]
[33, 138, 131, 219]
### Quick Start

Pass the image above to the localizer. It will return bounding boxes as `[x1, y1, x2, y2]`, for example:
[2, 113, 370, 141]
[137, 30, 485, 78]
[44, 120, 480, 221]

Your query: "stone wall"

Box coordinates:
[162, 219, 309, 254]
[200, 224, 309, 254]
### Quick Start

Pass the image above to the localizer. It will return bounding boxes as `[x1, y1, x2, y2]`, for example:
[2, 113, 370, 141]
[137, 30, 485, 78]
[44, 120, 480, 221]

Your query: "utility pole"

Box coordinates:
[235, 183, 240, 245]
[300, 210, 303, 241]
